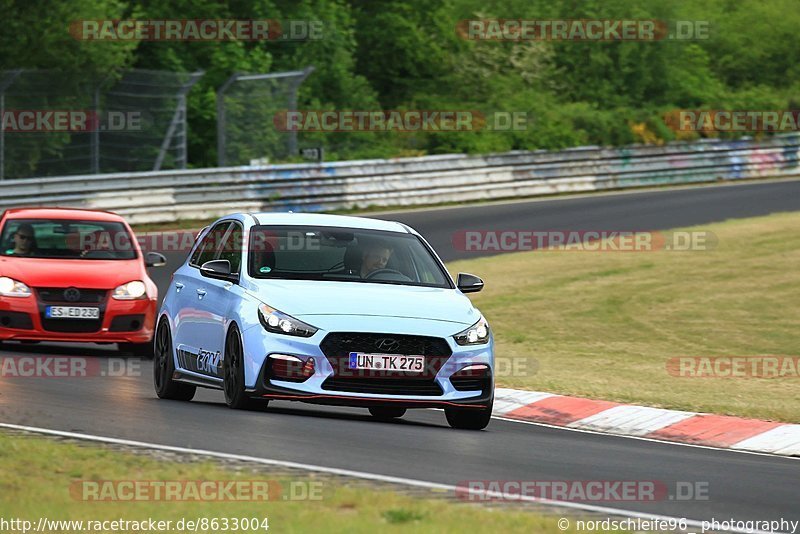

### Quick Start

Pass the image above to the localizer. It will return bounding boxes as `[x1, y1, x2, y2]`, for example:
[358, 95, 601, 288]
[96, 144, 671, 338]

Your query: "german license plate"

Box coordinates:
[348, 352, 424, 373]
[45, 306, 100, 319]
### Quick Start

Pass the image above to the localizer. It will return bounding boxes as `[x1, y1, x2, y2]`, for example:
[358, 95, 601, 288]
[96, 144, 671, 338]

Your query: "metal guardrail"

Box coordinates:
[0, 135, 798, 224]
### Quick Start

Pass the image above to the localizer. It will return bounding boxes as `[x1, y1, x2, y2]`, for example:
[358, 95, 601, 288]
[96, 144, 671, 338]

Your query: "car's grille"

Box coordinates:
[322, 377, 444, 396]
[319, 332, 452, 396]
[34, 287, 106, 333]
[35, 288, 107, 304]
[40, 318, 103, 333]
[321, 332, 452, 358]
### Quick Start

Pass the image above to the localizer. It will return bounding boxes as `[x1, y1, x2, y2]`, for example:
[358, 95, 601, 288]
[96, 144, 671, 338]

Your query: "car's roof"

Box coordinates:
[2, 207, 126, 223]
[246, 212, 410, 233]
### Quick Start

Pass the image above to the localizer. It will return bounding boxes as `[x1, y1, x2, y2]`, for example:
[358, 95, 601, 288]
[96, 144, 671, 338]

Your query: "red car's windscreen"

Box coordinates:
[0, 218, 137, 260]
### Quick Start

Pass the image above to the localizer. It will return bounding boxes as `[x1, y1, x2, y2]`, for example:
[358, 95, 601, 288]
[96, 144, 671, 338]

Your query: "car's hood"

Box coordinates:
[246, 279, 480, 326]
[0, 257, 144, 289]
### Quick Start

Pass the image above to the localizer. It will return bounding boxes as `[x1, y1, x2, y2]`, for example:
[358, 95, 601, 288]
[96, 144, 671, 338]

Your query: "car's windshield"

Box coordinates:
[245, 225, 452, 288]
[0, 218, 137, 260]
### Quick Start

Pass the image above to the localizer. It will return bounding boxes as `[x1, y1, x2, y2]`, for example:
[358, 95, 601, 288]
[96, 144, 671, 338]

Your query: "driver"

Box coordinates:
[7, 223, 36, 256]
[360, 241, 393, 278]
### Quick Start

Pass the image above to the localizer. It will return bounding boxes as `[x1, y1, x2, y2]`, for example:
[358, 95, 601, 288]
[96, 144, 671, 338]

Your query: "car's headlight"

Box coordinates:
[454, 316, 490, 346]
[0, 276, 31, 297]
[258, 304, 318, 337]
[112, 280, 147, 300]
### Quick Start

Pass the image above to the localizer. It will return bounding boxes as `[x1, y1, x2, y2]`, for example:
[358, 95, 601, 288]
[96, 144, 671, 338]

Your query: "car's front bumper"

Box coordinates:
[241, 319, 494, 409]
[0, 295, 156, 344]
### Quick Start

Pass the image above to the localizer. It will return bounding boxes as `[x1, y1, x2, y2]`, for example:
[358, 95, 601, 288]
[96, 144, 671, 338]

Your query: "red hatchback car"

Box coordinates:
[0, 208, 165, 356]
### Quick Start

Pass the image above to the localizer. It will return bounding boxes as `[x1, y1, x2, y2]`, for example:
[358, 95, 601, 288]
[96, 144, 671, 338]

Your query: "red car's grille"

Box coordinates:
[35, 288, 107, 304]
[34, 287, 107, 333]
[40, 317, 103, 333]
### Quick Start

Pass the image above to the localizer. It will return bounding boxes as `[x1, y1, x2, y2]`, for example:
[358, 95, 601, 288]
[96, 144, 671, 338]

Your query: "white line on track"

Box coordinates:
[0, 422, 788, 534]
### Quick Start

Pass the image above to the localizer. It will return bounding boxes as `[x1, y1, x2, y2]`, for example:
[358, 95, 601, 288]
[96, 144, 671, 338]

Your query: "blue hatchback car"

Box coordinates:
[154, 213, 494, 429]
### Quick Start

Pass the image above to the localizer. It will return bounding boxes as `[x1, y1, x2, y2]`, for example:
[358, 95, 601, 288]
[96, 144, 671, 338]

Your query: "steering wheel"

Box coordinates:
[365, 268, 412, 282]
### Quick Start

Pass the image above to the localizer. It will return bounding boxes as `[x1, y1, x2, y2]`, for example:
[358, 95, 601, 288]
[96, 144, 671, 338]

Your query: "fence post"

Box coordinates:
[216, 72, 241, 167]
[153, 71, 204, 171]
[0, 70, 23, 181]
[91, 85, 100, 174]
[287, 66, 315, 159]
[216, 67, 315, 167]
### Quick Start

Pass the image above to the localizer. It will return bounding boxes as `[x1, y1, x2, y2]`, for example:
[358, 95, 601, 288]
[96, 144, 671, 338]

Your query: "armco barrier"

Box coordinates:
[0, 135, 798, 224]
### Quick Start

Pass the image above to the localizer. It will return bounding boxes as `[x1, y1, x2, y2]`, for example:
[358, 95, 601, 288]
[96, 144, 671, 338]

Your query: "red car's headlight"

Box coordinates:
[112, 280, 147, 300]
[0, 276, 31, 297]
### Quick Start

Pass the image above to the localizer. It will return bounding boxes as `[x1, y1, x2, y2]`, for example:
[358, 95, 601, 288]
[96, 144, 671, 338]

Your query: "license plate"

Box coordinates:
[348, 352, 425, 373]
[46, 306, 100, 320]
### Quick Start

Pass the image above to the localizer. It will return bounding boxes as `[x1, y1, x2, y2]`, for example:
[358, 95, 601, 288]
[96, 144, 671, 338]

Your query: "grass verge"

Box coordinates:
[450, 212, 800, 422]
[0, 432, 629, 534]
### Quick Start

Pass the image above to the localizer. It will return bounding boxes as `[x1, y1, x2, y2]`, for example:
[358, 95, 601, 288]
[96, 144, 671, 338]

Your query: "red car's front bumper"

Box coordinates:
[0, 292, 156, 344]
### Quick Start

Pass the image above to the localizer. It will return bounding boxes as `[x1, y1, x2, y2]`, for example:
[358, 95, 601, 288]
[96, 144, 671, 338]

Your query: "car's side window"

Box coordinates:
[217, 222, 243, 274]
[189, 222, 231, 267]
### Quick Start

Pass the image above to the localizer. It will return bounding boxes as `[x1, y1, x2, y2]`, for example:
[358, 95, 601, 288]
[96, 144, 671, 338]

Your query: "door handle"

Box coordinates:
[175, 282, 184, 292]
[196, 288, 207, 297]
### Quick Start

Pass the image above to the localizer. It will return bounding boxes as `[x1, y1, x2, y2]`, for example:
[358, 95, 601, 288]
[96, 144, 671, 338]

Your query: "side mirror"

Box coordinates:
[457, 272, 484, 293]
[200, 259, 237, 282]
[145, 252, 167, 268]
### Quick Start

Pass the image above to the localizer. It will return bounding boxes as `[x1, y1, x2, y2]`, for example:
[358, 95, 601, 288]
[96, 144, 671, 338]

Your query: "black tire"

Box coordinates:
[444, 399, 493, 430]
[223, 325, 259, 410]
[119, 341, 154, 359]
[153, 319, 196, 401]
[369, 406, 407, 421]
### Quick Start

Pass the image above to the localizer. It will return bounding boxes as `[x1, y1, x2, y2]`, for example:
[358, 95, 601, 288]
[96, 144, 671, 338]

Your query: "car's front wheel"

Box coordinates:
[445, 399, 493, 430]
[223, 325, 260, 410]
[369, 406, 406, 421]
[153, 319, 195, 401]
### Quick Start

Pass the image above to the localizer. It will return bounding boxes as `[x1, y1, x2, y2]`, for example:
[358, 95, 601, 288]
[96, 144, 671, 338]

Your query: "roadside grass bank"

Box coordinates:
[450, 212, 800, 422]
[0, 432, 630, 534]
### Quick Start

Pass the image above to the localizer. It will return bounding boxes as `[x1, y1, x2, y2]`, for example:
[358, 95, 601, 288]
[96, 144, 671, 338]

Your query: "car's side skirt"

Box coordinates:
[173, 371, 223, 390]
